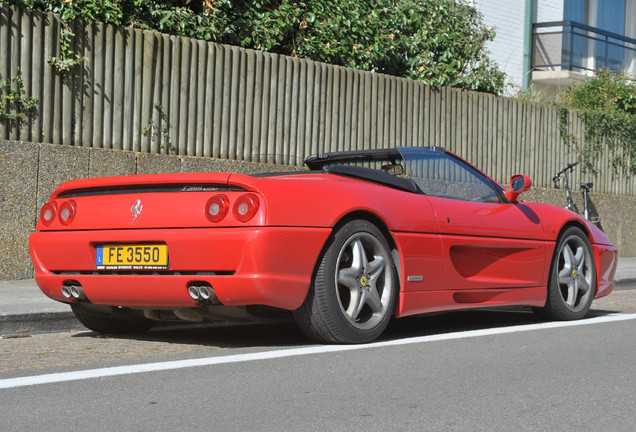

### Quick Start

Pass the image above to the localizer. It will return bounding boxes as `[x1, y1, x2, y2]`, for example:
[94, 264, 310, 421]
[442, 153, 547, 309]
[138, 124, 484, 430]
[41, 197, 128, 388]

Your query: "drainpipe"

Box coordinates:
[522, 0, 534, 91]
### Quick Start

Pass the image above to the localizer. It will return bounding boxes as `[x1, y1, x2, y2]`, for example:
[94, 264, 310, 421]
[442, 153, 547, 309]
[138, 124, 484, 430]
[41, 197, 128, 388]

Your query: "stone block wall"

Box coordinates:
[1, 141, 39, 279]
[524, 188, 636, 257]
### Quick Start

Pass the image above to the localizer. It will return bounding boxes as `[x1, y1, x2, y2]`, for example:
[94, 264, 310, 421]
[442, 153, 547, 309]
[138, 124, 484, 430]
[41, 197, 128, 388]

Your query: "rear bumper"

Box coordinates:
[29, 227, 331, 310]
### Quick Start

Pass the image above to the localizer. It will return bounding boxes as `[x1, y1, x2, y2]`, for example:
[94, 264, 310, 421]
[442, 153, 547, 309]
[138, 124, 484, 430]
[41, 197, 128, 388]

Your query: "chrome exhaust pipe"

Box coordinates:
[199, 286, 211, 300]
[70, 285, 85, 300]
[69, 285, 86, 300]
[188, 286, 201, 301]
[61, 286, 72, 299]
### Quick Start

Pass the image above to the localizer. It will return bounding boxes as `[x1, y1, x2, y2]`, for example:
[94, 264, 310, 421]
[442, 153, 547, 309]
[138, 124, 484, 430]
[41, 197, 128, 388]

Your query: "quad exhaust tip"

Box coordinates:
[62, 284, 86, 300]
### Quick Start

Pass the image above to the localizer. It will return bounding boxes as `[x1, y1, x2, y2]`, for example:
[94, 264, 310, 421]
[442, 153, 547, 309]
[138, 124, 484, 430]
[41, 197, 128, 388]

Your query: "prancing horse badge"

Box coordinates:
[131, 199, 143, 221]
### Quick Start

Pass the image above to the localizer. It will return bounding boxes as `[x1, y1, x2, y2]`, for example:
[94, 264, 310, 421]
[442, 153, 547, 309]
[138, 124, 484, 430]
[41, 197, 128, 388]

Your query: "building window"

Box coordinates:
[562, 0, 631, 72]
[594, 0, 626, 70]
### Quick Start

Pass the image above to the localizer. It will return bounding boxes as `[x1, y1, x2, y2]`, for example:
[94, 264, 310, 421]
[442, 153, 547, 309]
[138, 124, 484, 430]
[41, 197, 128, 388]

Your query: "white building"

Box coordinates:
[471, 0, 635, 96]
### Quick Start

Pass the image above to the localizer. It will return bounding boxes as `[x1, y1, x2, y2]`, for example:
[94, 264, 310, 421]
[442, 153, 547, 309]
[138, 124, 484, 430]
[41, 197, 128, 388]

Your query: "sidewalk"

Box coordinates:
[2, 257, 636, 336]
[0, 279, 79, 336]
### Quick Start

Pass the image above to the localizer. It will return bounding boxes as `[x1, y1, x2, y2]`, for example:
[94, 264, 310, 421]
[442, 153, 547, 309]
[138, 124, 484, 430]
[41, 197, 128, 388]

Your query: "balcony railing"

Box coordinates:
[532, 21, 636, 76]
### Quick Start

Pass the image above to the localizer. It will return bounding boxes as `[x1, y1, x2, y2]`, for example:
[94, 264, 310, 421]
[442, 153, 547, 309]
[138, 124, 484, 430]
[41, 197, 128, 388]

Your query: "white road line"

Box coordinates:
[2, 313, 635, 389]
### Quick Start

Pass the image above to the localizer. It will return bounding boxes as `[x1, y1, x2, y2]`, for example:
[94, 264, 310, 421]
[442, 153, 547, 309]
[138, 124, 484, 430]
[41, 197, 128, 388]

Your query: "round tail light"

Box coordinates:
[58, 200, 77, 226]
[40, 202, 57, 226]
[233, 193, 260, 222]
[205, 194, 230, 223]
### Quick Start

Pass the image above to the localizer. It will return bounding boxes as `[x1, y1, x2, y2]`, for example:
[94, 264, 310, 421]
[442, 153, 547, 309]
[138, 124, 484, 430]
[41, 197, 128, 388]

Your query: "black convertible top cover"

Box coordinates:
[324, 165, 420, 193]
[304, 148, 403, 170]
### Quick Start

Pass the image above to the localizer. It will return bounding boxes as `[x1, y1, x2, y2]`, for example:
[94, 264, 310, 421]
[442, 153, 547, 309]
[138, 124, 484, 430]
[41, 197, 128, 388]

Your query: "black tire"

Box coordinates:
[293, 220, 398, 344]
[535, 226, 596, 321]
[71, 303, 153, 334]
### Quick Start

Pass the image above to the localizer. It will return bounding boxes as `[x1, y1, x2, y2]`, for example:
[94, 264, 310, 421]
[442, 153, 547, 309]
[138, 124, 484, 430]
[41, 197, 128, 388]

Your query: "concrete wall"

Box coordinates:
[1, 140, 38, 280]
[2, 139, 634, 280]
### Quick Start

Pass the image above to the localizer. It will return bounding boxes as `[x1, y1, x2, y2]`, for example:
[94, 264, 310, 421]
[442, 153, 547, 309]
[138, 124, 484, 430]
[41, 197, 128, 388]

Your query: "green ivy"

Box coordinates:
[0, 69, 38, 126]
[556, 68, 636, 175]
[141, 103, 175, 154]
[2, 0, 504, 94]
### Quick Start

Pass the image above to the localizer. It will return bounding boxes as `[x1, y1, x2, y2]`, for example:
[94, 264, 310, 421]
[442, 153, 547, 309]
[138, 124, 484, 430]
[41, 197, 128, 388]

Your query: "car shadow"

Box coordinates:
[71, 319, 309, 348]
[381, 306, 619, 341]
[70, 306, 621, 348]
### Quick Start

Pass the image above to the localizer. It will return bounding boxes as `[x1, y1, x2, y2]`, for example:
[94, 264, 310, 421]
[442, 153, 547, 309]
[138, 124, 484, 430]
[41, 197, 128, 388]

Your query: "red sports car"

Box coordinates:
[29, 147, 617, 343]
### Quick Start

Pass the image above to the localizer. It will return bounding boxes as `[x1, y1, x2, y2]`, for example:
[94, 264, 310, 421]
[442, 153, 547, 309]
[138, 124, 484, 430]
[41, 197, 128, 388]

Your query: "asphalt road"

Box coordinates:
[1, 304, 635, 431]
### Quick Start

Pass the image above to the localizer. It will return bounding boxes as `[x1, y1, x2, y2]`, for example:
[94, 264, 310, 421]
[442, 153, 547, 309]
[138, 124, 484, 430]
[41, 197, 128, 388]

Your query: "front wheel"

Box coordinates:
[536, 226, 596, 320]
[293, 220, 398, 344]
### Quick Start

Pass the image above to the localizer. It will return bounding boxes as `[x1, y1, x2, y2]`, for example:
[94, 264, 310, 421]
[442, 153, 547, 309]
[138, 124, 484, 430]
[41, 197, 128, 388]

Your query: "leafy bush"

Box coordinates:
[2, 0, 504, 94]
[556, 68, 636, 175]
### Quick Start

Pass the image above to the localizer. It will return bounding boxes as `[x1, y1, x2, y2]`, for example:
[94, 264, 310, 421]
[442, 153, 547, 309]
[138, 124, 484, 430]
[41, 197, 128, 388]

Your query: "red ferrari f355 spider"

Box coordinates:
[29, 147, 617, 343]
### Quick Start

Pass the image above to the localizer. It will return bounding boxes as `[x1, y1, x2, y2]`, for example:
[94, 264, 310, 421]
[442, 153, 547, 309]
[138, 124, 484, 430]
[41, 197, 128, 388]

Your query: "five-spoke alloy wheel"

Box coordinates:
[294, 220, 397, 343]
[537, 226, 596, 320]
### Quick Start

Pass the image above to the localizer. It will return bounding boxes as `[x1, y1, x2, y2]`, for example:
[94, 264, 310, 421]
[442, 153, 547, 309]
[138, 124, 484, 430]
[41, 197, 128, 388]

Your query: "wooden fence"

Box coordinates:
[0, 3, 634, 195]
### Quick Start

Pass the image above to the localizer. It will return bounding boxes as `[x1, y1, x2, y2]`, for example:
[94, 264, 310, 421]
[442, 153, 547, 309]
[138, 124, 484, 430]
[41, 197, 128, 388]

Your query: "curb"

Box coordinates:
[0, 311, 82, 337]
[615, 278, 636, 286]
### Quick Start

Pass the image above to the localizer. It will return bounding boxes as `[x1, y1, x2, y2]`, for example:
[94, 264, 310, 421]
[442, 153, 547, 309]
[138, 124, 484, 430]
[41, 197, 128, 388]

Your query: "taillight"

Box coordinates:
[205, 194, 230, 223]
[58, 200, 77, 225]
[40, 202, 57, 226]
[233, 193, 260, 222]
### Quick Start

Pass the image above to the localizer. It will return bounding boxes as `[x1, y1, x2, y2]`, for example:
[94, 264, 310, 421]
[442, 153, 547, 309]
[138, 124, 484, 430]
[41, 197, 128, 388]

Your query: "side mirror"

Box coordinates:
[504, 174, 532, 202]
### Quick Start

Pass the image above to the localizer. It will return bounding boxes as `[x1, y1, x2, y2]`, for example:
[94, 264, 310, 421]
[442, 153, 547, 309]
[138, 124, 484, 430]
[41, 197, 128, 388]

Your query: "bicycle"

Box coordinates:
[552, 162, 602, 228]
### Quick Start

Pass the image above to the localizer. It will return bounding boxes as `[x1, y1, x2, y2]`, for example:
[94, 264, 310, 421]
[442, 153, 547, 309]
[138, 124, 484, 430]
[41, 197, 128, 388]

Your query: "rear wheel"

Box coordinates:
[536, 226, 596, 320]
[293, 220, 398, 344]
[71, 303, 153, 334]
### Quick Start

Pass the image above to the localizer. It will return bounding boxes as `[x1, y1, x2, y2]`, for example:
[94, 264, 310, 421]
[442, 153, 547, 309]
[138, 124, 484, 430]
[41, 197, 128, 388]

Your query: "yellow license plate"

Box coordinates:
[96, 244, 169, 270]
